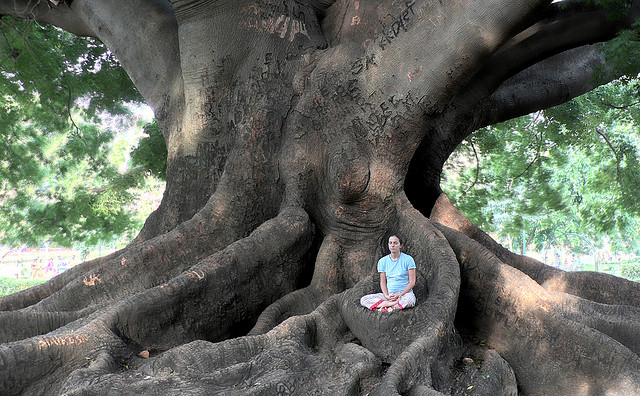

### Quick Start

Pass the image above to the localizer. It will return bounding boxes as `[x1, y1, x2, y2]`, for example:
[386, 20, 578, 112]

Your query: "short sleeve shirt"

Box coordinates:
[378, 252, 416, 294]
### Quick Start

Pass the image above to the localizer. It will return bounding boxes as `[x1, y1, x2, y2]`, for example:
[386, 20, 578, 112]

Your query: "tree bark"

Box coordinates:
[1, 0, 640, 394]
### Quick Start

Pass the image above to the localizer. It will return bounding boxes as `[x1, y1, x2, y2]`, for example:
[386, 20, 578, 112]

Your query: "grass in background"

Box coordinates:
[0, 278, 45, 297]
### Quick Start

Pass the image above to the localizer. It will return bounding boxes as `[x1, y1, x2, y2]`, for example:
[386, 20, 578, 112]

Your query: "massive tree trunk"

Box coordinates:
[2, 0, 640, 394]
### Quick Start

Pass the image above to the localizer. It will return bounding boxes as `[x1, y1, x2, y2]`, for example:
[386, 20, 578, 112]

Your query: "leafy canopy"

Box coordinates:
[444, 14, 640, 258]
[0, 16, 166, 249]
[443, 78, 640, 255]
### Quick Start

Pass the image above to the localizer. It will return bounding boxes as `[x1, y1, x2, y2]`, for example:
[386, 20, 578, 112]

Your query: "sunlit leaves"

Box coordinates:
[443, 77, 640, 254]
[0, 16, 161, 249]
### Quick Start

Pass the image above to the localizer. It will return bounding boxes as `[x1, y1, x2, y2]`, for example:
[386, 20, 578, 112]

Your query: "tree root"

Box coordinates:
[436, 222, 640, 395]
[249, 232, 381, 335]
[5, 190, 636, 395]
[342, 197, 463, 394]
[0, 178, 287, 317]
[27, 194, 468, 395]
[248, 287, 318, 336]
[431, 192, 640, 306]
[62, 295, 382, 395]
[249, 194, 467, 394]
[249, 195, 471, 394]
[249, 233, 343, 335]
[0, 207, 314, 395]
[48, 195, 463, 395]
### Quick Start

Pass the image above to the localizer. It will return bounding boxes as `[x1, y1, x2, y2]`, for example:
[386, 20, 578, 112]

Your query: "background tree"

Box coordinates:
[443, 78, 640, 258]
[0, 16, 163, 250]
[2, 1, 640, 395]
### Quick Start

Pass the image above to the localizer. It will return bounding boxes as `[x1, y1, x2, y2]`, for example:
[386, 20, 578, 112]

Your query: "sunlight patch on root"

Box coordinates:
[540, 270, 640, 306]
[556, 289, 640, 356]
[437, 223, 640, 395]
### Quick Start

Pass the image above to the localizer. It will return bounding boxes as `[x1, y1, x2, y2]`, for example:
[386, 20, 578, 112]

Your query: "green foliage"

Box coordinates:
[621, 262, 640, 281]
[443, 78, 640, 255]
[0, 16, 164, 249]
[131, 121, 168, 180]
[0, 277, 44, 297]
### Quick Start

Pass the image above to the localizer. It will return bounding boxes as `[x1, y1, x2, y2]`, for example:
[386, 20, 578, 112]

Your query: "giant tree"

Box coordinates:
[2, 0, 640, 395]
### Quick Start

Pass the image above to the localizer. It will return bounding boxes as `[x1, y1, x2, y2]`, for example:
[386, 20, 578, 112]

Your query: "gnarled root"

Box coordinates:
[343, 197, 464, 394]
[8, 190, 636, 395]
[0, 207, 314, 395]
[249, 233, 345, 336]
[436, 223, 640, 395]
[431, 192, 640, 306]
[60, 294, 382, 395]
[51, 198, 466, 395]
[251, 194, 469, 394]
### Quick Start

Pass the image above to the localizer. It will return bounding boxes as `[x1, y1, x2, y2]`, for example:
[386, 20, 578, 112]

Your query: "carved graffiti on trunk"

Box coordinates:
[188, 269, 206, 280]
[38, 334, 89, 349]
[83, 274, 102, 286]
[351, 54, 377, 75]
[241, 0, 319, 43]
[376, 1, 417, 50]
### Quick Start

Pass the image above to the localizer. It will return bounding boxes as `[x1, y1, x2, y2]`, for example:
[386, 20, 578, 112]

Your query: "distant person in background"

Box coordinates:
[45, 259, 55, 276]
[57, 256, 70, 273]
[32, 259, 44, 279]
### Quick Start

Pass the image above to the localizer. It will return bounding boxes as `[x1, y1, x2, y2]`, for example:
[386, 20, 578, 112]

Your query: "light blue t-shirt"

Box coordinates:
[378, 252, 416, 294]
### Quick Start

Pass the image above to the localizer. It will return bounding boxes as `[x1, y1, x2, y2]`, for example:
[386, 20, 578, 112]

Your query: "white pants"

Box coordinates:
[360, 291, 416, 310]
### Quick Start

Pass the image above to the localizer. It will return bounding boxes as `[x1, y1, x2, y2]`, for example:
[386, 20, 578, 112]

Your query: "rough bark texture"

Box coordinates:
[1, 0, 640, 395]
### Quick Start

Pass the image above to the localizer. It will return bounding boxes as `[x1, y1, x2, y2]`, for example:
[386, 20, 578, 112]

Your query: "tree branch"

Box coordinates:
[69, 0, 183, 116]
[478, 0, 638, 93]
[482, 44, 612, 126]
[462, 138, 480, 196]
[475, 0, 640, 126]
[1, 0, 183, 126]
[600, 99, 640, 109]
[595, 124, 624, 188]
[405, 2, 640, 201]
[0, 0, 94, 36]
[512, 111, 544, 180]
[357, 0, 552, 115]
